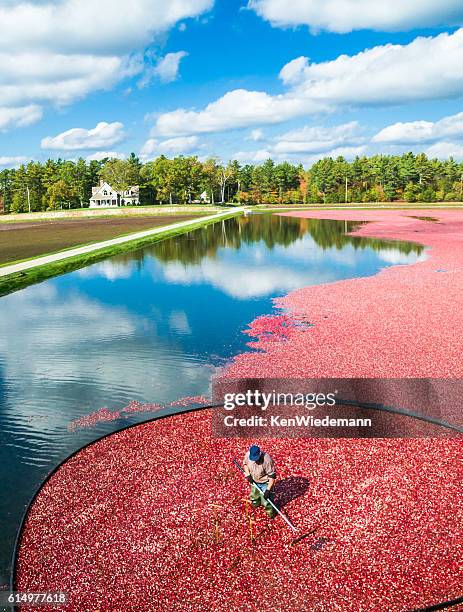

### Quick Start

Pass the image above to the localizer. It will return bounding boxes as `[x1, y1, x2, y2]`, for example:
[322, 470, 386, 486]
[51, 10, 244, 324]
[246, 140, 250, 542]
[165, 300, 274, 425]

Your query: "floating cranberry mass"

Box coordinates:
[15, 411, 462, 611]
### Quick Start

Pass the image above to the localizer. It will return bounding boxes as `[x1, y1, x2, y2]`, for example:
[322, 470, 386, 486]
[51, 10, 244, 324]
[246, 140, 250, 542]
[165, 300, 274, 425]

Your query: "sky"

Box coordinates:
[3, 0, 463, 168]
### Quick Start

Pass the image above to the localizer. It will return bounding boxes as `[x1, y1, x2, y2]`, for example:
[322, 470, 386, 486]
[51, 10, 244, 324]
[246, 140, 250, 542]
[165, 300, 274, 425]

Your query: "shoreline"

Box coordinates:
[225, 209, 463, 382]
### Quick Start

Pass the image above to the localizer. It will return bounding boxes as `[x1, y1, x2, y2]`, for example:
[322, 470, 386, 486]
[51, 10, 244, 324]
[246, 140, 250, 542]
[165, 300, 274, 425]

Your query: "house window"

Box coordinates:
[103, 190, 107, 195]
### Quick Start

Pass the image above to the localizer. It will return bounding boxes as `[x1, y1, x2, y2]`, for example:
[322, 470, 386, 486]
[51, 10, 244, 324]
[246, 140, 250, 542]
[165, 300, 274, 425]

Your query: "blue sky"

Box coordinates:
[3, 0, 463, 167]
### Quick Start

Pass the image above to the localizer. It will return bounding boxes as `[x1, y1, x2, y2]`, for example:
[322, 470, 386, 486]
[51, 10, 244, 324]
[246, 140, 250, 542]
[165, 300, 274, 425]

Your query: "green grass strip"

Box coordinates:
[0, 210, 242, 297]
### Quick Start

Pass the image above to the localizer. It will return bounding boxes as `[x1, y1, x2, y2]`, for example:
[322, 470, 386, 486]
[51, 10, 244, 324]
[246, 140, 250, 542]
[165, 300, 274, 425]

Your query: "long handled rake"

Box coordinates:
[232, 458, 314, 545]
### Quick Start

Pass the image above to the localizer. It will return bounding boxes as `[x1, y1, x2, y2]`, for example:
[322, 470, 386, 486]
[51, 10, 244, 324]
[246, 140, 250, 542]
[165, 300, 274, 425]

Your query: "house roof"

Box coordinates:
[91, 182, 115, 198]
[90, 183, 139, 199]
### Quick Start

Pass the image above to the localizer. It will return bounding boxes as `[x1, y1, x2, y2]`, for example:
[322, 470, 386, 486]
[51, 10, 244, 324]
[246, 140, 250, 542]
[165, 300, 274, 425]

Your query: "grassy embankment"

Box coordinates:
[0, 214, 210, 265]
[0, 209, 242, 297]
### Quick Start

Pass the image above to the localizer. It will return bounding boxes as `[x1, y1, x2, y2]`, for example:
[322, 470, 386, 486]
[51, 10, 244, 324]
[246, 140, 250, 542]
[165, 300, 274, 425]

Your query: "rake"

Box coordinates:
[232, 458, 314, 545]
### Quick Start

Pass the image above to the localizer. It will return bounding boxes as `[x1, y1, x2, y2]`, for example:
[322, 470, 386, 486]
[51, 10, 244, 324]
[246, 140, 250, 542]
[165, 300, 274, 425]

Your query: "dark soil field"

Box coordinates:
[0, 215, 203, 265]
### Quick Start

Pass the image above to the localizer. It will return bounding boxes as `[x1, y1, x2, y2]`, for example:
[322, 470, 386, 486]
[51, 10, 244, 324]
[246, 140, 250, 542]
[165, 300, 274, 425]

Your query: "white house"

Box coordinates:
[193, 191, 211, 204]
[89, 181, 140, 208]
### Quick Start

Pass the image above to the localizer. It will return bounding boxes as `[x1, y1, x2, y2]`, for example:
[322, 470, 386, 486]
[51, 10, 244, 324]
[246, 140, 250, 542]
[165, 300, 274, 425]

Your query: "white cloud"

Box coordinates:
[0, 1, 212, 55]
[279, 56, 309, 86]
[154, 29, 463, 137]
[279, 31, 463, 107]
[425, 141, 463, 159]
[86, 151, 126, 161]
[249, 0, 463, 33]
[159, 135, 199, 153]
[248, 128, 264, 141]
[373, 111, 463, 144]
[234, 122, 365, 163]
[154, 51, 188, 83]
[373, 121, 434, 145]
[0, 104, 43, 131]
[41, 121, 125, 151]
[0, 0, 212, 122]
[0, 156, 29, 168]
[141, 135, 199, 158]
[140, 139, 159, 158]
[155, 88, 319, 136]
[235, 143, 366, 165]
[304, 145, 367, 164]
[273, 122, 362, 154]
[234, 149, 273, 163]
[0, 51, 140, 108]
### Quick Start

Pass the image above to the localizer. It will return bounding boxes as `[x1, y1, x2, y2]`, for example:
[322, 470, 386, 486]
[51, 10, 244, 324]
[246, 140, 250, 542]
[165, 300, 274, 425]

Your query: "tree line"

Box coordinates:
[1, 151, 463, 213]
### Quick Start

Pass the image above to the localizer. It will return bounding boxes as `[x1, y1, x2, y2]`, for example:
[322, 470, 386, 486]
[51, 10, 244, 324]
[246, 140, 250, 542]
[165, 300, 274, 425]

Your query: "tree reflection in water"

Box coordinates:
[116, 214, 423, 268]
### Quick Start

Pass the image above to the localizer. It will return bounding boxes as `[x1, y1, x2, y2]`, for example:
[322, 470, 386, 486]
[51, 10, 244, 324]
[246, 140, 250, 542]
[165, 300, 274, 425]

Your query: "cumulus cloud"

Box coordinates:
[425, 142, 463, 159]
[0, 0, 212, 55]
[0, 52, 141, 108]
[0, 0, 212, 120]
[373, 111, 463, 145]
[235, 122, 365, 163]
[249, 0, 463, 33]
[154, 29, 463, 137]
[0, 105, 43, 131]
[234, 149, 273, 163]
[41, 121, 125, 151]
[86, 151, 126, 161]
[140, 139, 159, 158]
[141, 135, 199, 158]
[235, 144, 366, 165]
[154, 51, 188, 83]
[277, 32, 463, 107]
[279, 56, 310, 86]
[273, 122, 363, 154]
[155, 88, 319, 136]
[304, 145, 367, 164]
[0, 156, 29, 168]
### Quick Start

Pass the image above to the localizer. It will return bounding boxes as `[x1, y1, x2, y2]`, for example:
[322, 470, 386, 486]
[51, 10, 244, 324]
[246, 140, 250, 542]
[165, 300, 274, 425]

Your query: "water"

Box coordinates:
[0, 214, 424, 583]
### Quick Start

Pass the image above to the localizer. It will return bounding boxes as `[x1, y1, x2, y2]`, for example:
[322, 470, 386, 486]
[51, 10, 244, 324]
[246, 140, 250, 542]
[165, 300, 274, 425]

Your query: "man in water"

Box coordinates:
[243, 445, 277, 518]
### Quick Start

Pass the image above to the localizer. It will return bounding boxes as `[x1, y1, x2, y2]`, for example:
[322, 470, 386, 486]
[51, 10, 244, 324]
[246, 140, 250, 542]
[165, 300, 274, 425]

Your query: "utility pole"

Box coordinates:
[460, 173, 463, 201]
[345, 176, 348, 204]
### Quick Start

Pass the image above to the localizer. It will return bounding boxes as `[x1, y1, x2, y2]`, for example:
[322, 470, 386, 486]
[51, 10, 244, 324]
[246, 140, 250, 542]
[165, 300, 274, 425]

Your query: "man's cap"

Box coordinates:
[249, 445, 261, 461]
